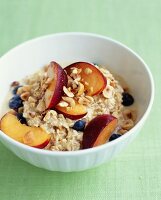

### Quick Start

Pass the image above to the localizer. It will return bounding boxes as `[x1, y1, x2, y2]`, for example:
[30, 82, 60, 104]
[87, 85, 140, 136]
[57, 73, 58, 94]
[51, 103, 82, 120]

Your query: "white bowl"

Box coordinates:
[0, 33, 154, 172]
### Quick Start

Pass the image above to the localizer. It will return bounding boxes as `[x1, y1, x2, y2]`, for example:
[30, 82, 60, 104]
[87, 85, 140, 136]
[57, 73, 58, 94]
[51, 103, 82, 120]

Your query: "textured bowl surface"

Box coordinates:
[0, 33, 154, 172]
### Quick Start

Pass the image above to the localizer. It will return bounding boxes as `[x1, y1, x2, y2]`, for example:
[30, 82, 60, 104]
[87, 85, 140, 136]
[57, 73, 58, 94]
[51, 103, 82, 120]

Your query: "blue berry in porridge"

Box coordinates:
[9, 95, 23, 110]
[73, 120, 86, 131]
[16, 113, 27, 124]
[122, 92, 134, 106]
[109, 133, 121, 141]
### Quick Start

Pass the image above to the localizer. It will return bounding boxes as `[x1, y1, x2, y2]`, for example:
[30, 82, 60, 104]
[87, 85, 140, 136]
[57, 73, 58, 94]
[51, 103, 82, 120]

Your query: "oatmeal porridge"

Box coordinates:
[0, 61, 136, 151]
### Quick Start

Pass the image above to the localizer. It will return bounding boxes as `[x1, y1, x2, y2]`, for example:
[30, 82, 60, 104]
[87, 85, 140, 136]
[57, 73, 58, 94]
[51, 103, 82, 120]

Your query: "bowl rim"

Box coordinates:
[0, 32, 155, 156]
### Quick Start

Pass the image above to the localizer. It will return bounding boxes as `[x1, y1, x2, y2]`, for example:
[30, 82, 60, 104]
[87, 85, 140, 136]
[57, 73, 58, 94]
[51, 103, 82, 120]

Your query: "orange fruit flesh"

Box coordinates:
[55, 102, 87, 116]
[93, 118, 117, 147]
[0, 113, 50, 147]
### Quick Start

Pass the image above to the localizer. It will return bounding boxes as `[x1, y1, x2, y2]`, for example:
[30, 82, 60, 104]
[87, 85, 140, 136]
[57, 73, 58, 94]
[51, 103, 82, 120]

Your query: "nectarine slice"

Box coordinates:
[82, 114, 117, 149]
[55, 102, 87, 120]
[44, 61, 67, 109]
[0, 113, 50, 148]
[65, 62, 106, 96]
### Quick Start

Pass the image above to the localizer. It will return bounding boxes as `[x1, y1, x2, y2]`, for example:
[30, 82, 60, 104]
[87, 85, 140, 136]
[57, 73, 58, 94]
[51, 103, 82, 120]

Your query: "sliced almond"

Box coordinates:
[63, 86, 74, 97]
[58, 101, 69, 107]
[62, 96, 75, 107]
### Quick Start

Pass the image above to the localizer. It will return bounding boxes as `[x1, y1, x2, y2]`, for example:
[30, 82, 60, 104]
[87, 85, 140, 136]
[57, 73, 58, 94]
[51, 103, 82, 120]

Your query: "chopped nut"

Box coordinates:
[103, 89, 113, 98]
[28, 96, 37, 103]
[110, 81, 116, 88]
[17, 87, 24, 95]
[78, 96, 90, 105]
[123, 109, 137, 121]
[36, 100, 46, 112]
[45, 77, 52, 84]
[118, 129, 127, 134]
[85, 96, 94, 102]
[20, 92, 30, 101]
[43, 65, 48, 72]
[17, 85, 31, 95]
[73, 76, 81, 84]
[63, 86, 74, 97]
[123, 86, 129, 92]
[84, 68, 92, 74]
[58, 101, 69, 107]
[29, 112, 36, 118]
[122, 119, 134, 130]
[62, 96, 75, 107]
[76, 82, 84, 96]
[23, 85, 31, 92]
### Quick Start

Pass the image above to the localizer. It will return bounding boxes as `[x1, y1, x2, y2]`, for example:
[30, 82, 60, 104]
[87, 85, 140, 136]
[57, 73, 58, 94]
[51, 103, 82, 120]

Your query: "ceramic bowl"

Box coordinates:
[0, 33, 154, 172]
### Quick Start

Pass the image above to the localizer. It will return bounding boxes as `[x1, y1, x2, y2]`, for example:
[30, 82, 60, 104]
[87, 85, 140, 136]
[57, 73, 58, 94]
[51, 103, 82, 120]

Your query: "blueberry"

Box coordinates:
[73, 120, 86, 131]
[12, 85, 22, 94]
[17, 113, 27, 124]
[109, 133, 121, 141]
[9, 95, 23, 110]
[122, 92, 134, 106]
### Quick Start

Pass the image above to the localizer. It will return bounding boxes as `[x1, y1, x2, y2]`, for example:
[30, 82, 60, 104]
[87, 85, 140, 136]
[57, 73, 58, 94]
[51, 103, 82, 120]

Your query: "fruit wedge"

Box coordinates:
[65, 62, 106, 96]
[44, 61, 67, 109]
[55, 102, 87, 120]
[0, 113, 50, 148]
[82, 114, 117, 149]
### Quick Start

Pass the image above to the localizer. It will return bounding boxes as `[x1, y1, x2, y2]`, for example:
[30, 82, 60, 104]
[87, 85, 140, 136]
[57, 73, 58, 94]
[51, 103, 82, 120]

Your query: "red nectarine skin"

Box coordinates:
[55, 110, 87, 120]
[33, 138, 50, 149]
[44, 61, 67, 109]
[55, 103, 87, 120]
[82, 114, 117, 149]
[65, 62, 107, 96]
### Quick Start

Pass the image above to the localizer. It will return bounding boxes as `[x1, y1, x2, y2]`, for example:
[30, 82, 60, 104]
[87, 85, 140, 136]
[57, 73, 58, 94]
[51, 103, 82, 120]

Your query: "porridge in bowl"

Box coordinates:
[0, 61, 136, 151]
